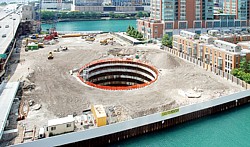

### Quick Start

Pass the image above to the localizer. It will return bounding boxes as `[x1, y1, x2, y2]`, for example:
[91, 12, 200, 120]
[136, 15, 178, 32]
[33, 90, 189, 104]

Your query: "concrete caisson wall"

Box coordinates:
[78, 59, 158, 90]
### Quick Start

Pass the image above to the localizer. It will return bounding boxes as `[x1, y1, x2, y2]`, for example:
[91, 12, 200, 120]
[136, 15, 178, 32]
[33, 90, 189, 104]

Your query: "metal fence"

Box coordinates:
[165, 47, 250, 90]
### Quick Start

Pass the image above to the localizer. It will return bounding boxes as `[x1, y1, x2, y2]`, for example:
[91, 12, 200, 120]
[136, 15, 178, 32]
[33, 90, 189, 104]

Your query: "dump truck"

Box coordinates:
[48, 51, 54, 60]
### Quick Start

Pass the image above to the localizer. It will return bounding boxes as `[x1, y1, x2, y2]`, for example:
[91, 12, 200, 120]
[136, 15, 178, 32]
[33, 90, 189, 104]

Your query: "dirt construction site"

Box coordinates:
[5, 33, 244, 141]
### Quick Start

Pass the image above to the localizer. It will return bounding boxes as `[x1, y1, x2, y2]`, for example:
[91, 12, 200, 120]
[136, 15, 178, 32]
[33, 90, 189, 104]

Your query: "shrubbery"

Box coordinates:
[126, 25, 143, 40]
[231, 57, 250, 83]
[162, 34, 172, 48]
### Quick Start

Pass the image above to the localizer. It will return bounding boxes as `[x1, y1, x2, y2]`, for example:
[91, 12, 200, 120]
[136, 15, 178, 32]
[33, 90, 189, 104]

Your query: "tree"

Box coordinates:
[162, 34, 173, 48]
[162, 34, 169, 46]
[247, 60, 250, 73]
[41, 11, 55, 21]
[136, 32, 143, 39]
[0, 2, 7, 5]
[167, 37, 173, 48]
[109, 12, 115, 18]
[136, 11, 144, 18]
[127, 25, 131, 34]
[240, 57, 247, 72]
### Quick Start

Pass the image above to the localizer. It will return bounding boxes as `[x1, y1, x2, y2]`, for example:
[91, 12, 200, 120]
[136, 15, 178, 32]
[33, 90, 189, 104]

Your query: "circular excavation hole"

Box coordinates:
[78, 59, 158, 90]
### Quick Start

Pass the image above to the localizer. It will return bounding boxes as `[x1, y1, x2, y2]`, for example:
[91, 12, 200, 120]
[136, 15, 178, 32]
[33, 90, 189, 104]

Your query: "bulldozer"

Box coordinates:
[48, 51, 54, 60]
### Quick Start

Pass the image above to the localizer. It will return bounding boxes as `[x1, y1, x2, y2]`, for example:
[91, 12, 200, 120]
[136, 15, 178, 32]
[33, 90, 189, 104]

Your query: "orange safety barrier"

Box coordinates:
[77, 58, 158, 90]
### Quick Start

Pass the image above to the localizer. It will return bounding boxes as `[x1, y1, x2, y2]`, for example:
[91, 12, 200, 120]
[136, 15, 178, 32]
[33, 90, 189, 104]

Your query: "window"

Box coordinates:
[51, 126, 56, 131]
[66, 123, 71, 128]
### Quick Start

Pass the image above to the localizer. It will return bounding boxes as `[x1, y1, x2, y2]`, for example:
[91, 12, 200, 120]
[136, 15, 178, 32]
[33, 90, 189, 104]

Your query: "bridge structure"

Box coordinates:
[0, 4, 22, 77]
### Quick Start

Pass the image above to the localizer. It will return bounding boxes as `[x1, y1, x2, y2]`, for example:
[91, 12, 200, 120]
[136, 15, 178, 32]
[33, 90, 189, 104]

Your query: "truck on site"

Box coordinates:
[100, 38, 113, 45]
[48, 51, 54, 60]
[85, 36, 95, 41]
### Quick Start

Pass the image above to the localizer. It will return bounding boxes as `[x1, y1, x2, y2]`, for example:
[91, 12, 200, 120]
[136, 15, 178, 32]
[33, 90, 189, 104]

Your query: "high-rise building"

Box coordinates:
[138, 0, 215, 39]
[223, 0, 248, 20]
[138, 0, 250, 40]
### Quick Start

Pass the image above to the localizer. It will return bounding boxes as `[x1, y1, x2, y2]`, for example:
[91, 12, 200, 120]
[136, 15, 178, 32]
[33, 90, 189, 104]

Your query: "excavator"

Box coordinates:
[48, 51, 54, 60]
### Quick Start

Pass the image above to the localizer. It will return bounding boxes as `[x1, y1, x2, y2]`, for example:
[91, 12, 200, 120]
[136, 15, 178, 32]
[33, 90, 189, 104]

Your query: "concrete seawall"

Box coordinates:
[15, 90, 250, 147]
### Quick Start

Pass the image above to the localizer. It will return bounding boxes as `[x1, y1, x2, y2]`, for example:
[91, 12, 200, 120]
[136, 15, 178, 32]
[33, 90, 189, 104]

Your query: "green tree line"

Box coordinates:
[0, 2, 7, 5]
[126, 25, 143, 40]
[231, 57, 250, 83]
[41, 11, 102, 21]
[41, 11, 150, 21]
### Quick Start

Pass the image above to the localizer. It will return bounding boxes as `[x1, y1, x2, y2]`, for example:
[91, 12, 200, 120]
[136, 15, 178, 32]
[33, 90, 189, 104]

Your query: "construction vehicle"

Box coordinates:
[100, 38, 113, 45]
[85, 36, 95, 41]
[48, 51, 54, 60]
[44, 12, 58, 41]
[44, 30, 58, 41]
[81, 34, 89, 39]
[38, 43, 44, 48]
[25, 39, 38, 47]
[62, 34, 81, 38]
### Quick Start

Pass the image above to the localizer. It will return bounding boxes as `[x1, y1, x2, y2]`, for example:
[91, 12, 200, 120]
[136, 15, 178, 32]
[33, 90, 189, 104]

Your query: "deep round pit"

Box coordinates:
[78, 59, 158, 90]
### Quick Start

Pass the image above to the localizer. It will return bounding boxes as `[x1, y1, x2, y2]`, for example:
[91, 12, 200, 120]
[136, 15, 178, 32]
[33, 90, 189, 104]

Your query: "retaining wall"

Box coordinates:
[15, 90, 250, 147]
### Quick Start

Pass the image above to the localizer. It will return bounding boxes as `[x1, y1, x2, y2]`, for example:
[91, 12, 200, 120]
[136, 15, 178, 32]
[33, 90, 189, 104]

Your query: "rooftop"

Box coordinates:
[48, 115, 74, 127]
[0, 82, 19, 140]
[93, 105, 106, 118]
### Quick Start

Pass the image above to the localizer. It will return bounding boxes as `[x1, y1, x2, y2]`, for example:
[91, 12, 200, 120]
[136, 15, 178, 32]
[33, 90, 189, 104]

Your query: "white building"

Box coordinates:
[47, 115, 75, 136]
[22, 5, 35, 20]
[41, 0, 72, 10]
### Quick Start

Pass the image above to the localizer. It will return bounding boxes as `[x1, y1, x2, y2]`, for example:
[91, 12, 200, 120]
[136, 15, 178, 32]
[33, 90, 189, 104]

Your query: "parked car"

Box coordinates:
[2, 34, 6, 38]
[5, 25, 9, 28]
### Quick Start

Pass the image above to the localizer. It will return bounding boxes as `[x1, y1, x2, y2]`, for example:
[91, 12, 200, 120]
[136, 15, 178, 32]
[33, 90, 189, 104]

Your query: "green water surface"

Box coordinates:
[41, 19, 137, 32]
[112, 104, 250, 147]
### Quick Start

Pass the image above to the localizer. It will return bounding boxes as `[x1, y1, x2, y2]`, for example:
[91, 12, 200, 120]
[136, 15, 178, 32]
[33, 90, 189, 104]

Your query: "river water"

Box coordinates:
[41, 19, 137, 32]
[42, 19, 250, 146]
[112, 104, 250, 146]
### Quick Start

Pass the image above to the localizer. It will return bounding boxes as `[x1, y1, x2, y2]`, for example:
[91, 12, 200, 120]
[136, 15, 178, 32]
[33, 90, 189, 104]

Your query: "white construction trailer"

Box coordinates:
[47, 115, 75, 136]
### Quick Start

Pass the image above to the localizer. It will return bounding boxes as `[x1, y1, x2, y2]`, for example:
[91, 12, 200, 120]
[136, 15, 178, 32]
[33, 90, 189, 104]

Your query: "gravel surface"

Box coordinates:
[8, 33, 244, 125]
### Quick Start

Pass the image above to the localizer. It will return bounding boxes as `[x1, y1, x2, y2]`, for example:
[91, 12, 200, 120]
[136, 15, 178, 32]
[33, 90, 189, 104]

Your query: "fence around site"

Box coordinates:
[164, 47, 250, 90]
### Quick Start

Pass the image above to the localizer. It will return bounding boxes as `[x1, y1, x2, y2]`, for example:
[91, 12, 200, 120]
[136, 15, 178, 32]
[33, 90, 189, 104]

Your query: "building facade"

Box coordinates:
[72, 5, 145, 12]
[172, 30, 250, 73]
[74, 0, 104, 6]
[223, 0, 248, 20]
[41, 0, 72, 10]
[111, 0, 142, 6]
[138, 0, 250, 40]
